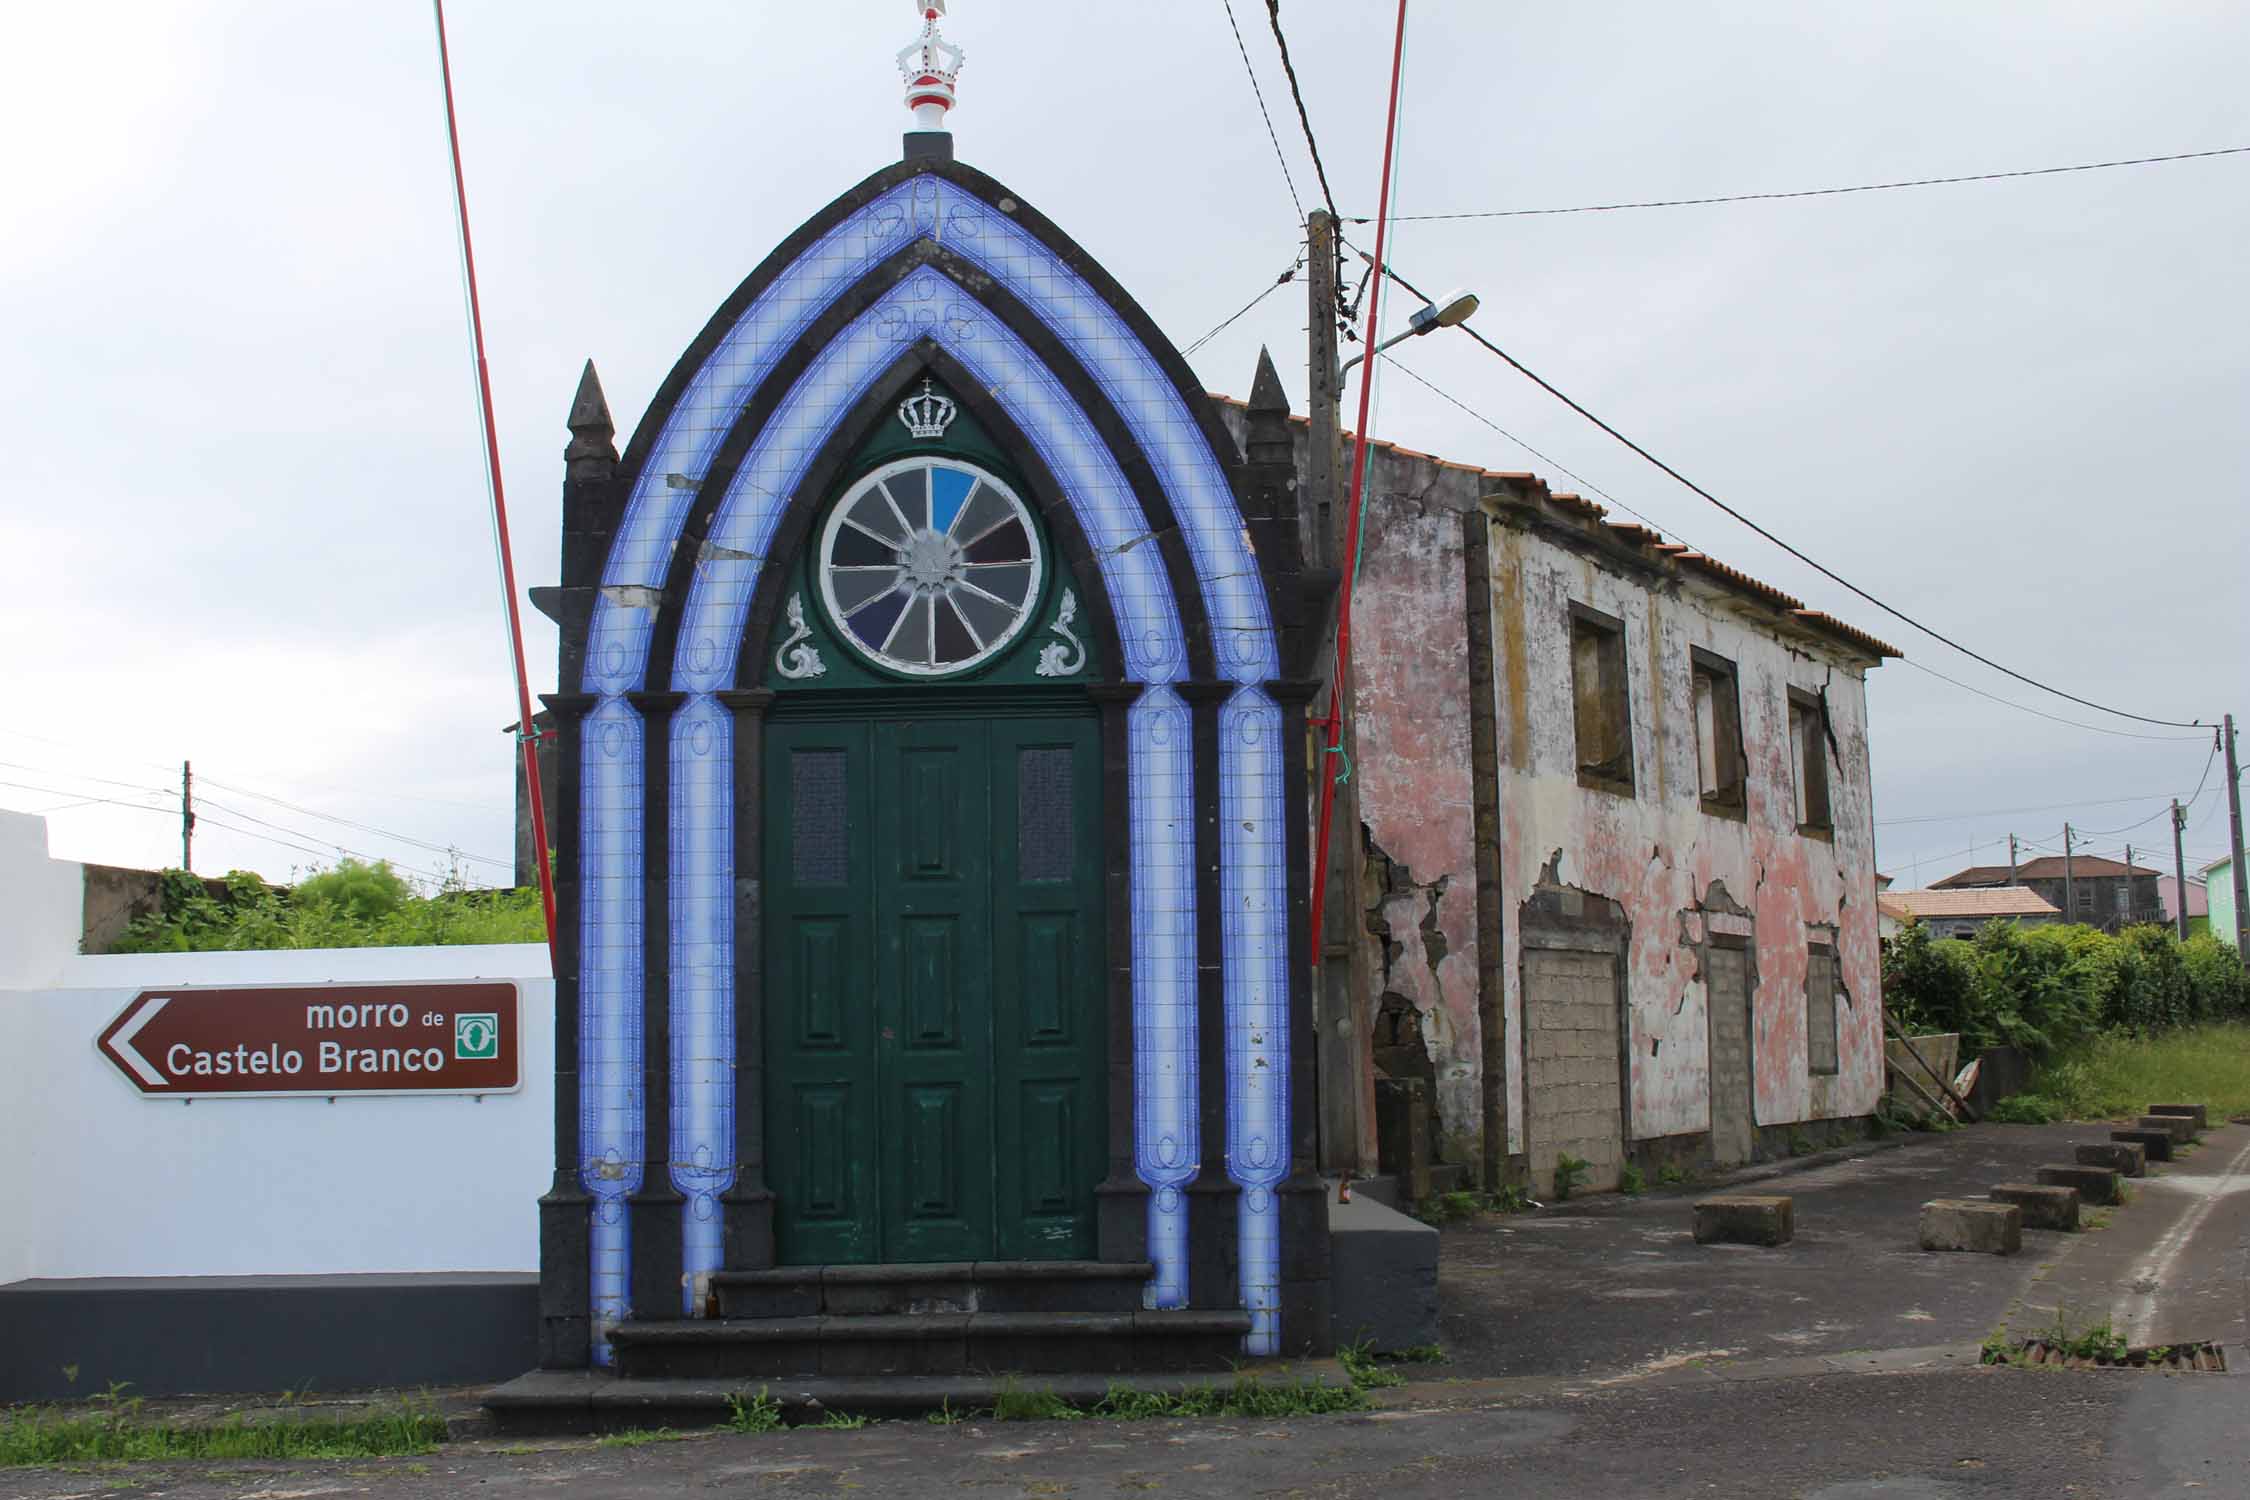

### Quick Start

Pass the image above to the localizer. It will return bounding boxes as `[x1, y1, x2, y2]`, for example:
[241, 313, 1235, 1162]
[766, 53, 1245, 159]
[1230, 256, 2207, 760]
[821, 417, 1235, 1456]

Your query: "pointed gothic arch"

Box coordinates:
[539, 149, 1323, 1372]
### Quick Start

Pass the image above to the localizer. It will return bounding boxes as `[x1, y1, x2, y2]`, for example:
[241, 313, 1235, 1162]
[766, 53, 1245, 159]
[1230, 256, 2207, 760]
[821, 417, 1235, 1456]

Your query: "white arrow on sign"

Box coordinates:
[109, 995, 171, 1087]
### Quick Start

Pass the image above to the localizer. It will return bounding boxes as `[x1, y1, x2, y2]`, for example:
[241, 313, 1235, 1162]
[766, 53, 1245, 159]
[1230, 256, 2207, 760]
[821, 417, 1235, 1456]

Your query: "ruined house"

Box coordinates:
[1213, 405, 1898, 1196]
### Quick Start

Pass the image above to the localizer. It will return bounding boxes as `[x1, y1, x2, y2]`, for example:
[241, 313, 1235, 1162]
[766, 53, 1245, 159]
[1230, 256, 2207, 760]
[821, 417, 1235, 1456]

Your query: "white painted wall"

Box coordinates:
[0, 820, 553, 1285]
[0, 810, 88, 990]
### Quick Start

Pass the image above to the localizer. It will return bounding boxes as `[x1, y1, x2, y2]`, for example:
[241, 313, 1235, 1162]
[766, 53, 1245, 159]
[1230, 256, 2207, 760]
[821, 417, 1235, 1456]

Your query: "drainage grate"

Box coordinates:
[1985, 1339, 2227, 1372]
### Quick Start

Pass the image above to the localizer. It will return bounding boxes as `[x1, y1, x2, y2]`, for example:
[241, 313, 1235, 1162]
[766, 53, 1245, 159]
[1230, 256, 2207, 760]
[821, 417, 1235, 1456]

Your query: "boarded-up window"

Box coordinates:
[1569, 604, 1633, 793]
[1787, 687, 1832, 832]
[1691, 648, 1746, 816]
[1805, 944, 1841, 1075]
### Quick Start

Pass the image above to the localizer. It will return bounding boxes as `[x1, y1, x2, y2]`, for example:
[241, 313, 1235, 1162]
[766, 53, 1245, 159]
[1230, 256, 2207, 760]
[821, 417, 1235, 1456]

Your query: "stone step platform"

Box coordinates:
[608, 1307, 1252, 1381]
[484, 1358, 1344, 1437]
[2138, 1114, 2197, 1145]
[2037, 1163, 2122, 1205]
[2076, 1141, 2146, 1177]
[2148, 1103, 2208, 1131]
[1919, 1198, 2021, 1255]
[1989, 1182, 2079, 1231]
[1693, 1194, 1794, 1246]
[713, 1260, 1152, 1319]
[2111, 1127, 2172, 1162]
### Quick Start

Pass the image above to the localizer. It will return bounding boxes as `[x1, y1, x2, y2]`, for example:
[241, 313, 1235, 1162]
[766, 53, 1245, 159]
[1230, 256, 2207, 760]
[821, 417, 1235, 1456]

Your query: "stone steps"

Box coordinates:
[712, 1259, 1151, 1319]
[608, 1307, 1250, 1380]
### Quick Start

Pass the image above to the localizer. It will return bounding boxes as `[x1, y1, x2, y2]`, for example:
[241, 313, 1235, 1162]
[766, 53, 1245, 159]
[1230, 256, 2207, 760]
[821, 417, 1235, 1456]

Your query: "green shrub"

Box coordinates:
[1985, 1093, 2063, 1124]
[109, 858, 546, 953]
[1552, 1154, 1589, 1200]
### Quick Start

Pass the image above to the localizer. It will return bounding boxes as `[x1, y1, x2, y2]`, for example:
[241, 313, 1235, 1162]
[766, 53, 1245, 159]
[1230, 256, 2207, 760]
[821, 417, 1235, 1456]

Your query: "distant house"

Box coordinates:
[1878, 886, 2061, 940]
[1933, 855, 2162, 933]
[2157, 874, 2209, 938]
[2204, 856, 2240, 952]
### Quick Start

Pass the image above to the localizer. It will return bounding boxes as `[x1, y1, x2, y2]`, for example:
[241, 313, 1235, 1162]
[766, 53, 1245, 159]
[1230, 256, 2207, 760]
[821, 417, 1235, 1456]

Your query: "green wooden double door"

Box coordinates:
[764, 712, 1106, 1264]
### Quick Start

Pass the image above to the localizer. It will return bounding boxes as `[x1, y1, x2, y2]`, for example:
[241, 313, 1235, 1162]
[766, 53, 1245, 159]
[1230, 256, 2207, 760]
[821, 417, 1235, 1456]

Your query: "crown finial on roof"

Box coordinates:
[899, 1, 965, 134]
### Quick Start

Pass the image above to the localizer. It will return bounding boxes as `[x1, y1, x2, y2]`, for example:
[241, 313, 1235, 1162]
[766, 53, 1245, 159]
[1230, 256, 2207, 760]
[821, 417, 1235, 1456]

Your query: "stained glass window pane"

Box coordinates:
[791, 750, 847, 884]
[1018, 747, 1073, 882]
[817, 457, 1045, 677]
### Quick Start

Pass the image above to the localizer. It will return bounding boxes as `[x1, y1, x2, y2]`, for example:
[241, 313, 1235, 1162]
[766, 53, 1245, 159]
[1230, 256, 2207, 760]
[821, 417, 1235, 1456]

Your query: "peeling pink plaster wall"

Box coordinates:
[1486, 517, 1884, 1147]
[1349, 466, 1484, 1152]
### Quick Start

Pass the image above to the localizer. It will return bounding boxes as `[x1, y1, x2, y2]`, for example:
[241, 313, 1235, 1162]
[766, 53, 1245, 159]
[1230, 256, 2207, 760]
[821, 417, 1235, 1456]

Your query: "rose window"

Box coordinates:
[817, 457, 1045, 676]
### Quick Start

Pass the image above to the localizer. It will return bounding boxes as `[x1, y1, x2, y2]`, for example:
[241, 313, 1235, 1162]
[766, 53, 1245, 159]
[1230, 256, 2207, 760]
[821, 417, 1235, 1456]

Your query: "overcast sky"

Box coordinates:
[2, 1, 2243, 894]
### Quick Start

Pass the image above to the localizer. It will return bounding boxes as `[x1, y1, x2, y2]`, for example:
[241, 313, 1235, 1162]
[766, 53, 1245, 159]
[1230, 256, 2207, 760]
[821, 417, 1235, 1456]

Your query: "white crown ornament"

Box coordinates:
[898, 379, 958, 440]
[899, 2, 966, 132]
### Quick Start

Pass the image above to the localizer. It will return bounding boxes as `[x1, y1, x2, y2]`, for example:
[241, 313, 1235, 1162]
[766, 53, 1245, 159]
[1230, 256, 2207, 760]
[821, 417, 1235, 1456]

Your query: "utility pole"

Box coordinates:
[2063, 823, 2075, 925]
[1303, 208, 1374, 1173]
[2006, 833, 2018, 887]
[2171, 799, 2189, 941]
[2226, 714, 2249, 956]
[2124, 844, 2135, 930]
[180, 760, 195, 873]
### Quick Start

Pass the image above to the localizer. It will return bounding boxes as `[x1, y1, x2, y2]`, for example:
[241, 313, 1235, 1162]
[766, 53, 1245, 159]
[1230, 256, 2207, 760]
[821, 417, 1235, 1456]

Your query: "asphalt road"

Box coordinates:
[5, 1122, 2241, 1500]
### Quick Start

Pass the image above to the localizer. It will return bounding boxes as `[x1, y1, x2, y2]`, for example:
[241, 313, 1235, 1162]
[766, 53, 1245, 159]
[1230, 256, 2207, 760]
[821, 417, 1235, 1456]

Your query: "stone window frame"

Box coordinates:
[1689, 645, 1748, 821]
[1567, 601, 1636, 798]
[1786, 685, 1834, 839]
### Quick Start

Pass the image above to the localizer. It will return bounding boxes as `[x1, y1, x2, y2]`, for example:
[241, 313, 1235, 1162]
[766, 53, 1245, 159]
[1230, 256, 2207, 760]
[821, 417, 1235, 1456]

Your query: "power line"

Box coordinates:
[1181, 254, 1304, 359]
[1262, 0, 1343, 227]
[1896, 660, 2206, 743]
[1221, 0, 1304, 224]
[1374, 144, 2250, 223]
[194, 776, 510, 870]
[1374, 358, 2208, 750]
[1351, 245, 2209, 731]
[1876, 793, 2174, 829]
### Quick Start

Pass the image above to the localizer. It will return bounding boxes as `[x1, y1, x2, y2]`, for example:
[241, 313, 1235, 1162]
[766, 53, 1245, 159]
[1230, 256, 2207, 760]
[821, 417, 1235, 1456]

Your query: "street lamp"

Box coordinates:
[1338, 287, 1480, 378]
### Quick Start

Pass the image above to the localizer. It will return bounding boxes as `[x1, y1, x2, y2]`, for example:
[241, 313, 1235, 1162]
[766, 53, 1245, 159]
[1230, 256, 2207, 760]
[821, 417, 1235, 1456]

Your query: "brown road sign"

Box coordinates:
[95, 981, 520, 1098]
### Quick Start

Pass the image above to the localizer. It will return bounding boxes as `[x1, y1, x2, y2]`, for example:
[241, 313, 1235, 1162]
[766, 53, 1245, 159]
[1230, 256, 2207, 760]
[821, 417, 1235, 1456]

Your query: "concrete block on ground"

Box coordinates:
[1693, 1194, 1794, 1247]
[2076, 1141, 2146, 1177]
[2147, 1104, 2207, 1130]
[1328, 1190, 1438, 1353]
[2037, 1164, 2122, 1206]
[2111, 1128, 2172, 1162]
[1990, 1182, 2080, 1231]
[2138, 1114, 2196, 1145]
[1919, 1198, 2022, 1255]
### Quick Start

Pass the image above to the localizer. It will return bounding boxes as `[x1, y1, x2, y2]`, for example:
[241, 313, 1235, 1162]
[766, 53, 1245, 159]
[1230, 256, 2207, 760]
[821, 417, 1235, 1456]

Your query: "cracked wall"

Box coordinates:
[1486, 508, 1884, 1146]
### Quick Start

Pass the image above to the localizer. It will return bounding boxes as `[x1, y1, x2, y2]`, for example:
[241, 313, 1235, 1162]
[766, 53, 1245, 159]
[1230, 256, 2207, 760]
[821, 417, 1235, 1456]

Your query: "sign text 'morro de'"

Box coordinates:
[95, 981, 520, 1098]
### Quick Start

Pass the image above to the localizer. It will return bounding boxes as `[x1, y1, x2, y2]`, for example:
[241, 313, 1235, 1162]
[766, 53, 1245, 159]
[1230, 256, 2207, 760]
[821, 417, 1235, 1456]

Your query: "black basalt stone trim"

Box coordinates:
[1084, 681, 1149, 1263]
[537, 692, 597, 1368]
[1177, 681, 1237, 1313]
[625, 690, 687, 1321]
[716, 688, 777, 1272]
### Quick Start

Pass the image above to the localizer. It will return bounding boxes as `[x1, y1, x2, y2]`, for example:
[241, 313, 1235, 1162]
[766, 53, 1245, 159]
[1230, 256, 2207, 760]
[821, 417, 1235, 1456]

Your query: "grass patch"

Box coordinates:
[724, 1389, 784, 1433]
[2028, 1025, 2250, 1122]
[596, 1427, 691, 1449]
[813, 1410, 870, 1430]
[0, 1392, 444, 1468]
[985, 1374, 1368, 1423]
[1338, 1341, 1404, 1390]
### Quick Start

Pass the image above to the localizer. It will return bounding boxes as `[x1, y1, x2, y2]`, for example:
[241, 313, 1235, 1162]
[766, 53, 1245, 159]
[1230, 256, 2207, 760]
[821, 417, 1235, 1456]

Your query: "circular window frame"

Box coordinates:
[814, 456, 1048, 679]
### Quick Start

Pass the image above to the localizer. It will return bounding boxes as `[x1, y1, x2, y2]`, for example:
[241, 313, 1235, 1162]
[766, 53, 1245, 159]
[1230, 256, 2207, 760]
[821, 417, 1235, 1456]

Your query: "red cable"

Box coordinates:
[1308, 0, 1410, 971]
[432, 1, 559, 956]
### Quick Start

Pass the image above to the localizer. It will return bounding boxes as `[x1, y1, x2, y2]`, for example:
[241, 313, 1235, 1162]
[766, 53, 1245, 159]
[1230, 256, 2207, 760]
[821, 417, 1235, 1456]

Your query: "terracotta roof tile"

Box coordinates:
[1884, 888, 2063, 920]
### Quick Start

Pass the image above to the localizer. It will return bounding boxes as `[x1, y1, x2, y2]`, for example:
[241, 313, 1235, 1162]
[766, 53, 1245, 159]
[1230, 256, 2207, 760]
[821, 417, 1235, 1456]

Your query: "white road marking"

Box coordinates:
[2114, 1132, 2250, 1344]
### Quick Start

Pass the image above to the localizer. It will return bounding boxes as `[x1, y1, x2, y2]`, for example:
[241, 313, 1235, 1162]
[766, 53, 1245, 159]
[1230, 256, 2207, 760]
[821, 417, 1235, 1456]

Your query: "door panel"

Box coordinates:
[765, 711, 1102, 1264]
[990, 719, 1105, 1259]
[765, 724, 879, 1263]
[875, 719, 994, 1262]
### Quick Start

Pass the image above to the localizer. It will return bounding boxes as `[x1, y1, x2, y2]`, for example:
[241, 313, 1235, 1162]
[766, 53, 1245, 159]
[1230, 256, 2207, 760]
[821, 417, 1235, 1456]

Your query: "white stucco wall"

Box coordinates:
[0, 826, 553, 1284]
[0, 810, 88, 991]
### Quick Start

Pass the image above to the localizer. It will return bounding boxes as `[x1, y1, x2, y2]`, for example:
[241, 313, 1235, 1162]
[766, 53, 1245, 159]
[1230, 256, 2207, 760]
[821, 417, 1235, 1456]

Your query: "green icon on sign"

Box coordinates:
[455, 1013, 500, 1061]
